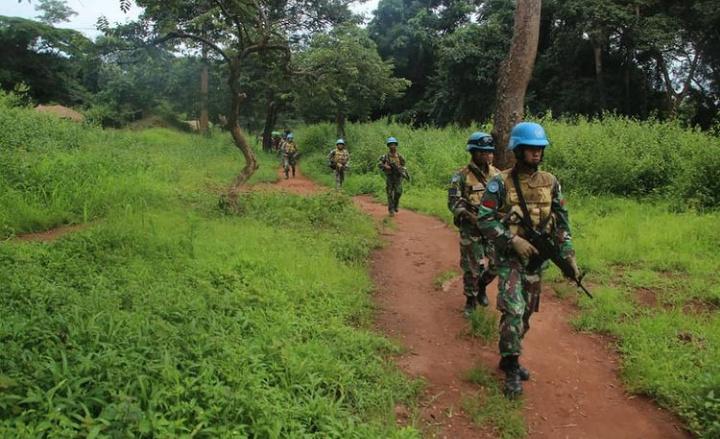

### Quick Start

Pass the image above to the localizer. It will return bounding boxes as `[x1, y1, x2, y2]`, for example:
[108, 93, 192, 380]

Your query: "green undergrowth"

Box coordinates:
[463, 367, 526, 439]
[295, 120, 720, 437]
[0, 100, 421, 436]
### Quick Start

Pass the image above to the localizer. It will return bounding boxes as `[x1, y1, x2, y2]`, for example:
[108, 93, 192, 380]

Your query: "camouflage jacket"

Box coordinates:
[476, 167, 574, 258]
[283, 140, 298, 155]
[328, 148, 350, 168]
[378, 152, 406, 178]
[448, 162, 501, 226]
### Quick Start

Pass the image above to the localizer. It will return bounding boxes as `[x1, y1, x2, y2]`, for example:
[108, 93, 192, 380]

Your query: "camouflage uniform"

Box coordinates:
[476, 168, 574, 358]
[328, 147, 350, 189]
[282, 140, 298, 178]
[448, 163, 501, 305]
[378, 152, 406, 214]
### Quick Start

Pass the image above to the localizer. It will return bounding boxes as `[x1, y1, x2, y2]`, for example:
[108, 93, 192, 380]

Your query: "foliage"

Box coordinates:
[0, 99, 421, 437]
[34, 0, 77, 24]
[294, 116, 720, 208]
[294, 24, 410, 134]
[463, 367, 526, 439]
[0, 15, 95, 106]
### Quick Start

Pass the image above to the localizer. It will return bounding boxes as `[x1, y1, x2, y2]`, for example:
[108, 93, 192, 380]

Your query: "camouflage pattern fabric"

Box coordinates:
[476, 167, 574, 357]
[448, 162, 501, 298]
[378, 152, 406, 213]
[329, 147, 350, 189]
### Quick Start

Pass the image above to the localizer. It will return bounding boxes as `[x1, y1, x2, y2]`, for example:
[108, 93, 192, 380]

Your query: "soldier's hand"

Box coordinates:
[566, 256, 580, 280]
[511, 235, 539, 259]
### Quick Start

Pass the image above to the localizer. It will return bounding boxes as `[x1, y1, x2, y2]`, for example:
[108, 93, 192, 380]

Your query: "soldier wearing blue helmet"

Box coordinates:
[328, 138, 350, 189]
[448, 131, 501, 316]
[378, 136, 409, 216]
[476, 122, 578, 399]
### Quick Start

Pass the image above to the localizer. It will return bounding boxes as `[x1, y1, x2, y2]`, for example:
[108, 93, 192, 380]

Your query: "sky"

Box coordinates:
[0, 0, 380, 38]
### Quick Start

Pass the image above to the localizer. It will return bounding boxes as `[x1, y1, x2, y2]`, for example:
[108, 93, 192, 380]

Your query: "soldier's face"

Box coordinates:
[472, 151, 494, 165]
[388, 143, 397, 152]
[522, 147, 543, 165]
[337, 143, 345, 149]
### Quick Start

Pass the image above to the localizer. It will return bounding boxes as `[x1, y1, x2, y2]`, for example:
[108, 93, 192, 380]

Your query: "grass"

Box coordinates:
[432, 269, 459, 290]
[463, 367, 526, 439]
[0, 99, 422, 437]
[294, 119, 720, 437]
[467, 308, 498, 343]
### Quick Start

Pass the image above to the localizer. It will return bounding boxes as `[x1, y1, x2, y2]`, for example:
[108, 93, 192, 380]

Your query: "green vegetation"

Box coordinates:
[467, 309, 498, 344]
[463, 367, 526, 439]
[432, 269, 459, 290]
[294, 119, 720, 437]
[0, 97, 420, 437]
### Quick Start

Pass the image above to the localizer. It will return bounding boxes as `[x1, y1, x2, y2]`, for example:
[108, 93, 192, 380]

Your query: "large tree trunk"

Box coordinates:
[335, 111, 346, 139]
[226, 68, 258, 201]
[199, 47, 209, 135]
[262, 99, 278, 151]
[491, 0, 542, 170]
[591, 32, 606, 111]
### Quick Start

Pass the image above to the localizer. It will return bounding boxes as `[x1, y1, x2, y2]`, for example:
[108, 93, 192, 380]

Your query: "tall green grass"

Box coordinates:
[294, 119, 720, 437]
[0, 96, 421, 436]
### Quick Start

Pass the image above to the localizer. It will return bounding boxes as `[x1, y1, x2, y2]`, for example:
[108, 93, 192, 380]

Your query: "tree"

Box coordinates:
[295, 24, 410, 138]
[34, 0, 77, 25]
[0, 16, 94, 105]
[129, 0, 353, 197]
[492, 0, 542, 169]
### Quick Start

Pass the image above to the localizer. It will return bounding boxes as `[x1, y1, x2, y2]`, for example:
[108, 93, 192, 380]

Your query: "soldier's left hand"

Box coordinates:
[566, 256, 580, 279]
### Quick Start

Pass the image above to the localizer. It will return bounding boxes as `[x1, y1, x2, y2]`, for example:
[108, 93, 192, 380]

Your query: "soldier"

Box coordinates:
[271, 130, 282, 153]
[282, 133, 299, 179]
[378, 136, 408, 216]
[328, 138, 350, 189]
[476, 122, 578, 399]
[448, 132, 501, 317]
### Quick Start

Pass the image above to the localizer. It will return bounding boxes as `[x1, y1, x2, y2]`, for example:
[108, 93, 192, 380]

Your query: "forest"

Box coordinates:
[1, 0, 719, 438]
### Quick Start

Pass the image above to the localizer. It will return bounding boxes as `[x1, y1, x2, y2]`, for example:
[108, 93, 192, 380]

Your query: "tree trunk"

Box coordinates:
[226, 67, 258, 201]
[199, 47, 209, 135]
[592, 35, 606, 111]
[491, 0, 543, 170]
[262, 99, 277, 151]
[335, 111, 346, 139]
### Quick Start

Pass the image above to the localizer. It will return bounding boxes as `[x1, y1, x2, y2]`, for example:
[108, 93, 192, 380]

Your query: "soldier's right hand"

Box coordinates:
[511, 235, 539, 259]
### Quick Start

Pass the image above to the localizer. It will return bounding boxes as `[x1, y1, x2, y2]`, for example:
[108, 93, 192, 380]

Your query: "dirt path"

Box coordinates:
[13, 223, 88, 242]
[274, 167, 689, 438]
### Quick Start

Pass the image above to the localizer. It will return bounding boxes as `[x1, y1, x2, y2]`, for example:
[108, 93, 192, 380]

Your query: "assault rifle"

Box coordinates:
[388, 161, 411, 181]
[510, 171, 593, 301]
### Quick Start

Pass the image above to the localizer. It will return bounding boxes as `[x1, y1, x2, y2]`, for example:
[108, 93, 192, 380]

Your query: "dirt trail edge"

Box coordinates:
[274, 168, 689, 438]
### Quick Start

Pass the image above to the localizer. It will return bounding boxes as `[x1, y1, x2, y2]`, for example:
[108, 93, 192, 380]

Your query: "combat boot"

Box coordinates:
[463, 295, 477, 317]
[501, 355, 524, 399]
[499, 355, 530, 381]
[477, 284, 489, 307]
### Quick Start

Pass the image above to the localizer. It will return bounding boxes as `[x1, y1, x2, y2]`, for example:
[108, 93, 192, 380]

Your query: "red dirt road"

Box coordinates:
[275, 168, 689, 439]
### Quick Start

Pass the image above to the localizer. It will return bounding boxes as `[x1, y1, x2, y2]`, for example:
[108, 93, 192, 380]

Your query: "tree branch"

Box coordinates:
[212, 0, 244, 47]
[154, 31, 232, 65]
[241, 41, 289, 58]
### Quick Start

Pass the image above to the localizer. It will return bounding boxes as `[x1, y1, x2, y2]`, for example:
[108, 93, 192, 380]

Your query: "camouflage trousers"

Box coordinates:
[496, 256, 542, 357]
[459, 229, 497, 298]
[283, 153, 297, 177]
[334, 168, 346, 189]
[385, 176, 403, 213]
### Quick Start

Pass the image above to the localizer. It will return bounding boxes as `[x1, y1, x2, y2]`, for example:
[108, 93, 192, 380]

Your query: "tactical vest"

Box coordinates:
[384, 152, 402, 166]
[462, 164, 500, 207]
[285, 141, 297, 153]
[500, 170, 556, 237]
[334, 148, 349, 165]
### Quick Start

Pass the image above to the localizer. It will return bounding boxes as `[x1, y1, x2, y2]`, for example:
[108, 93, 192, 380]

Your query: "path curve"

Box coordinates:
[274, 167, 689, 438]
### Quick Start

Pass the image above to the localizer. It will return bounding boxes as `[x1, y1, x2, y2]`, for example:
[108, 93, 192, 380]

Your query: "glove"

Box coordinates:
[511, 235, 539, 259]
[566, 256, 580, 279]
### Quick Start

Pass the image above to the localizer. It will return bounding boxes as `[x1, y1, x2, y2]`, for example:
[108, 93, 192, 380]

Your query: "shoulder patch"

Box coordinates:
[486, 180, 499, 193]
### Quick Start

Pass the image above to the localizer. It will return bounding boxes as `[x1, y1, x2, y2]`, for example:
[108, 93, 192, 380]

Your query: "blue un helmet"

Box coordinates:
[287, 133, 294, 140]
[336, 138, 345, 145]
[386, 136, 399, 146]
[507, 122, 549, 151]
[466, 131, 495, 152]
